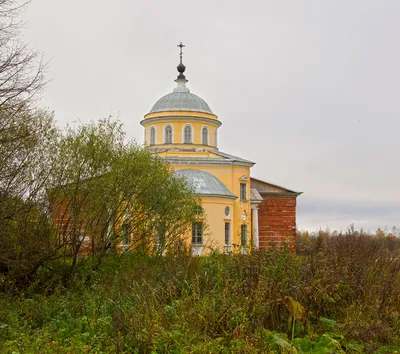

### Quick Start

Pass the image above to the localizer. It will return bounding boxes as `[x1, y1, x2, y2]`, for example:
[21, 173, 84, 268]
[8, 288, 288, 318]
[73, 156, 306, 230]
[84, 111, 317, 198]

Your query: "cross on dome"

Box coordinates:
[176, 41, 187, 83]
[177, 42, 185, 61]
[146, 42, 214, 110]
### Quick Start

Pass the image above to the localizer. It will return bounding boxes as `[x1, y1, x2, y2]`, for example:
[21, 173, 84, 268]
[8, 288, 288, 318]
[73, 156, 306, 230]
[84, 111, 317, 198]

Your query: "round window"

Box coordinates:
[224, 206, 230, 217]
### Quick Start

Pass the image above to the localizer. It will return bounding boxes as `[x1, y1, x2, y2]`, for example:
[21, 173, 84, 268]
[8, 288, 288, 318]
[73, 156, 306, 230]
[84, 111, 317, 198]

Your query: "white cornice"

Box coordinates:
[160, 156, 255, 168]
[141, 116, 222, 128]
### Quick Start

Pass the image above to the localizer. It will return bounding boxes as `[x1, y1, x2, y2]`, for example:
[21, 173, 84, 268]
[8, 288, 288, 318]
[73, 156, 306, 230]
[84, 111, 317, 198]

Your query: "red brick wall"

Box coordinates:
[50, 199, 93, 255]
[258, 195, 297, 249]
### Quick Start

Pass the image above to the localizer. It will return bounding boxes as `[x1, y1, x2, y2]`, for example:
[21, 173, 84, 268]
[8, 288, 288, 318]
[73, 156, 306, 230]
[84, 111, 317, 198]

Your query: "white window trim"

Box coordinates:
[241, 224, 248, 254]
[224, 222, 231, 245]
[121, 223, 131, 251]
[192, 245, 204, 256]
[192, 221, 204, 245]
[201, 125, 209, 146]
[163, 124, 174, 144]
[240, 182, 248, 201]
[149, 125, 157, 145]
[224, 206, 230, 218]
[214, 128, 218, 147]
[182, 124, 193, 144]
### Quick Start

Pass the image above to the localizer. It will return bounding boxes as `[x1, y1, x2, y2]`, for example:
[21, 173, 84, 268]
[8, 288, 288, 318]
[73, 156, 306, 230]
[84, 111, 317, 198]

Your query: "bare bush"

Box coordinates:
[0, 0, 45, 108]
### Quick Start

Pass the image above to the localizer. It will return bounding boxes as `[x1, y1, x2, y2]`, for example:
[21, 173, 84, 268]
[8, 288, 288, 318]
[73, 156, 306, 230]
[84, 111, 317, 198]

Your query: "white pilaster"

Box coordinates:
[251, 205, 259, 249]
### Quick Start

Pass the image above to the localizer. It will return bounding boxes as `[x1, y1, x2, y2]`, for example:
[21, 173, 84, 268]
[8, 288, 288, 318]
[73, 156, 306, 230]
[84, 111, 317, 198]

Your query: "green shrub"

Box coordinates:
[1, 235, 399, 353]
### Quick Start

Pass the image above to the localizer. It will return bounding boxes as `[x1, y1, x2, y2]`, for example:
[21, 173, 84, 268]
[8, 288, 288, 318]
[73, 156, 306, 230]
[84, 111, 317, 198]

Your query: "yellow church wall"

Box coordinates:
[143, 119, 219, 147]
[141, 92, 253, 252]
[137, 50, 264, 254]
[171, 163, 253, 249]
[198, 197, 234, 252]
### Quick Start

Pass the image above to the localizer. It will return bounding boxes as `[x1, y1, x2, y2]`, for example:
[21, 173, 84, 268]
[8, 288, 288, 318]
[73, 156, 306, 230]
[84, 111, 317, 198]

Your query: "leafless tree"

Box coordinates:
[0, 0, 48, 202]
[0, 0, 45, 108]
[0, 0, 48, 201]
[0, 1, 197, 285]
[0, 0, 51, 281]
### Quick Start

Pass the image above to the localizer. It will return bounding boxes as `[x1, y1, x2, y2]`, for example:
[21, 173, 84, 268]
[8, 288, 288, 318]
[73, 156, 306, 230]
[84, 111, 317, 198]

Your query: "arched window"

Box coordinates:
[184, 125, 192, 144]
[214, 129, 218, 147]
[202, 126, 208, 145]
[150, 127, 156, 145]
[165, 125, 173, 144]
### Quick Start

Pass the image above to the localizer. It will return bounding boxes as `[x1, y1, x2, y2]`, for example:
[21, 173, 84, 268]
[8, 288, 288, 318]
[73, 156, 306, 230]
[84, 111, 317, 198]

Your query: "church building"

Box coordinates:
[141, 44, 301, 254]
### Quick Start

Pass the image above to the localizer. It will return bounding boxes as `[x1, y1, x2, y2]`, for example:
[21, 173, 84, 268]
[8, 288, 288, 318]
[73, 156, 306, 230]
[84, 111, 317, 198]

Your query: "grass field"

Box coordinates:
[0, 234, 399, 353]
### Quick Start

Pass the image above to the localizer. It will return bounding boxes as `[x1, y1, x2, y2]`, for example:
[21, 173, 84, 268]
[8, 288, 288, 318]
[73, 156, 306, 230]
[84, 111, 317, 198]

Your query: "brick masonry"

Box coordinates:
[257, 194, 297, 249]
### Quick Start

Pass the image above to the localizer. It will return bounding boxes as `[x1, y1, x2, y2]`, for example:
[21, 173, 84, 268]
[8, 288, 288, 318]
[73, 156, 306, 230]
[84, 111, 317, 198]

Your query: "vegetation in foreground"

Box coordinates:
[0, 233, 399, 353]
[0, 1, 400, 353]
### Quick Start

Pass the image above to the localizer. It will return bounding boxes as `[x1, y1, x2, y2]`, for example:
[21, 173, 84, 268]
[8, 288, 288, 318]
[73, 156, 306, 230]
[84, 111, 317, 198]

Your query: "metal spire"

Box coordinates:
[176, 41, 187, 82]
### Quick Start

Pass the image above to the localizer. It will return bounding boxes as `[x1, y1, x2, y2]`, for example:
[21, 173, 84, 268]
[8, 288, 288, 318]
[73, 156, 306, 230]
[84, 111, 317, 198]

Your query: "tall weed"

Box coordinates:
[0, 235, 399, 353]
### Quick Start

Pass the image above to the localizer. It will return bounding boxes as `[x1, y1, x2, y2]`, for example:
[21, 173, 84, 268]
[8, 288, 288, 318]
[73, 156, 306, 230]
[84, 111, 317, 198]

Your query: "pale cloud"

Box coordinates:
[20, 0, 400, 231]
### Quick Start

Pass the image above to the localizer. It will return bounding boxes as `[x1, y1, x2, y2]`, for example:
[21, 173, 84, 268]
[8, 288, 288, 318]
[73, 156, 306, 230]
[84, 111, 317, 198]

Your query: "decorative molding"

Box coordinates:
[196, 193, 237, 200]
[141, 116, 222, 128]
[164, 156, 254, 167]
[144, 110, 218, 120]
[214, 128, 218, 147]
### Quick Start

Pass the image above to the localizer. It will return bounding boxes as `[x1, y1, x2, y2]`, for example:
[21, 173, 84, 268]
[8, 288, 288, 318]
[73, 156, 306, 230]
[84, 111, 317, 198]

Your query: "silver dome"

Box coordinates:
[174, 169, 236, 199]
[149, 86, 213, 114]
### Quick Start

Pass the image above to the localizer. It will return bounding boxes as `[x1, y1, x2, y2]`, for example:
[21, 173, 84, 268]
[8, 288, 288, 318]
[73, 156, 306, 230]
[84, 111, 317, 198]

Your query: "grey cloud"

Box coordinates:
[298, 197, 400, 232]
[20, 0, 400, 230]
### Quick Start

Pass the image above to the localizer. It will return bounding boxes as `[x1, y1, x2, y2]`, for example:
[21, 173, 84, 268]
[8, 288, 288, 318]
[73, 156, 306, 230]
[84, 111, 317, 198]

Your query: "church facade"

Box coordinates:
[141, 45, 301, 254]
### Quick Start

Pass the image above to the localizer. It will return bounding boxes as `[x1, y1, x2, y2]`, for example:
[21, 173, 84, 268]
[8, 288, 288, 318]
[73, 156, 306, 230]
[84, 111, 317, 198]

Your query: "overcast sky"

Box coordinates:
[20, 0, 400, 232]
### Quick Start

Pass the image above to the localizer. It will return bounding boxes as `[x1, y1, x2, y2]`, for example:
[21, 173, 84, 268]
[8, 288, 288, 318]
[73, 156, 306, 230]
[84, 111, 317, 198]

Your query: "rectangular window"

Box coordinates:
[122, 223, 131, 246]
[241, 224, 248, 246]
[225, 222, 230, 245]
[240, 183, 247, 201]
[192, 222, 203, 245]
